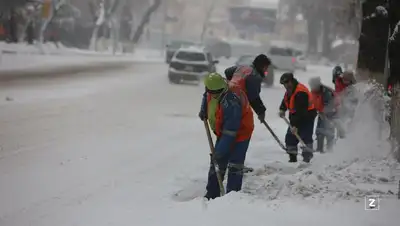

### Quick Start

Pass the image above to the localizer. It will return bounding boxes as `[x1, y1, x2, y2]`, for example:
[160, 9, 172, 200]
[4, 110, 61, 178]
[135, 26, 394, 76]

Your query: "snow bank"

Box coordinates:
[238, 73, 400, 206]
[176, 65, 399, 210]
[0, 42, 164, 79]
[0, 42, 164, 64]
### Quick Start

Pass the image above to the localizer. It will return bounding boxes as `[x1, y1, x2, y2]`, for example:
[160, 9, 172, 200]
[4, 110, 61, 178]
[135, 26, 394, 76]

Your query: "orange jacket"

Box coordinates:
[207, 88, 254, 142]
[284, 83, 315, 114]
[311, 86, 339, 113]
[229, 66, 253, 92]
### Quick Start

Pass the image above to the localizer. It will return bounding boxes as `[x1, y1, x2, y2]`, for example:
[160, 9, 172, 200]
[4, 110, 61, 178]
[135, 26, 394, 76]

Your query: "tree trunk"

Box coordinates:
[8, 9, 18, 43]
[388, 0, 400, 162]
[89, 0, 106, 51]
[356, 0, 389, 83]
[130, 0, 161, 46]
[388, 0, 400, 85]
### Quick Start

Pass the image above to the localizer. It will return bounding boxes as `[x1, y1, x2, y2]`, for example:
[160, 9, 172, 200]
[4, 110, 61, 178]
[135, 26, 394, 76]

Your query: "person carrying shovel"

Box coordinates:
[278, 73, 317, 163]
[198, 72, 254, 200]
[308, 76, 341, 153]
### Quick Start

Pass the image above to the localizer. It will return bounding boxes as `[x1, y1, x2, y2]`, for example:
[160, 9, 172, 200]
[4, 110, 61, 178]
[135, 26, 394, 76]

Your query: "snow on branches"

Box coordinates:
[364, 5, 388, 20]
[389, 20, 400, 41]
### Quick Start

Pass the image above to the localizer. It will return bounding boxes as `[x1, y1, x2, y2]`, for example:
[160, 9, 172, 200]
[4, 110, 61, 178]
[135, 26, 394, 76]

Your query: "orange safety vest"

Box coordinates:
[284, 83, 315, 114]
[311, 87, 339, 113]
[207, 88, 254, 142]
[229, 66, 253, 92]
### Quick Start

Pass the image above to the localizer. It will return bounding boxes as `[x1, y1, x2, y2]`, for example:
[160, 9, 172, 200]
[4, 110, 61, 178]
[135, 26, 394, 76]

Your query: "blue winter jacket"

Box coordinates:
[200, 90, 243, 157]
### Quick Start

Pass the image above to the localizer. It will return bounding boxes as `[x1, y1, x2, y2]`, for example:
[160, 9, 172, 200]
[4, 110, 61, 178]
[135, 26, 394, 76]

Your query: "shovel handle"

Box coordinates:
[203, 120, 225, 196]
[262, 121, 287, 151]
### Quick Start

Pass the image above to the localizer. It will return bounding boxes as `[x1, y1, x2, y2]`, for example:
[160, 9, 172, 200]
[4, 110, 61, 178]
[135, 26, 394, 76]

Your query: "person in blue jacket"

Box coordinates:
[223, 54, 272, 123]
[199, 73, 254, 200]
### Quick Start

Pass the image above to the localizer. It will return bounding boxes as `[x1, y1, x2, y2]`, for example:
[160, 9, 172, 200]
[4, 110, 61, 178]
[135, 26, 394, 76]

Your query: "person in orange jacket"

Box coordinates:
[309, 77, 340, 152]
[335, 71, 358, 124]
[278, 73, 317, 163]
[199, 73, 254, 200]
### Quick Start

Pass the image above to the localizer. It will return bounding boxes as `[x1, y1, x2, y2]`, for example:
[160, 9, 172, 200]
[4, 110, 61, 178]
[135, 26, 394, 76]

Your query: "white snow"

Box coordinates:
[376, 6, 388, 17]
[364, 6, 388, 20]
[0, 61, 398, 226]
[389, 20, 400, 42]
[0, 42, 163, 71]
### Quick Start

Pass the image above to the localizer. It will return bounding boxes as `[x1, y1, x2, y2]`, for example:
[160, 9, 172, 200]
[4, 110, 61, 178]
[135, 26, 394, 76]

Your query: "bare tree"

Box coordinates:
[128, 0, 161, 50]
[89, 0, 121, 52]
[37, 0, 69, 52]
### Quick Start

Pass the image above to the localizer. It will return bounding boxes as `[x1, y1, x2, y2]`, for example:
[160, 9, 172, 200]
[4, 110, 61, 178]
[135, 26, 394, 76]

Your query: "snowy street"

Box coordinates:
[0, 61, 399, 226]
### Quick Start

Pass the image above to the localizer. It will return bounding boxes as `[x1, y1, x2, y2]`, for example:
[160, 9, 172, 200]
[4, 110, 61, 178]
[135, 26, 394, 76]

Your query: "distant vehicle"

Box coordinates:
[165, 40, 196, 63]
[168, 46, 219, 84]
[268, 46, 307, 71]
[204, 38, 231, 59]
[235, 55, 275, 87]
[225, 39, 267, 58]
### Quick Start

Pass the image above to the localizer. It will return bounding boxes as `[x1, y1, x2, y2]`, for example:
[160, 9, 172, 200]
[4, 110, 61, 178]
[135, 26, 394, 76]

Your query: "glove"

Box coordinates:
[198, 110, 207, 120]
[257, 112, 266, 123]
[214, 135, 235, 160]
[278, 110, 285, 118]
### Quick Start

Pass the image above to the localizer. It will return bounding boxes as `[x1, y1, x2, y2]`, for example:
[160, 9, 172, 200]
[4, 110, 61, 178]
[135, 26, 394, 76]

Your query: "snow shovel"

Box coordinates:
[262, 120, 287, 151]
[203, 120, 225, 196]
[282, 117, 316, 153]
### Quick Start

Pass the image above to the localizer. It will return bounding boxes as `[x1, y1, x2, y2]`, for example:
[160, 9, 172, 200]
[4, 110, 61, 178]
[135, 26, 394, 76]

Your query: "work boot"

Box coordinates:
[302, 144, 314, 163]
[288, 153, 297, 163]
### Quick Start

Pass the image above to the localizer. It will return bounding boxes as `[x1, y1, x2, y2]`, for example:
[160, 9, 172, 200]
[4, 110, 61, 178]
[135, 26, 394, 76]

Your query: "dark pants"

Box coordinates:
[285, 120, 314, 157]
[316, 116, 335, 151]
[205, 139, 250, 200]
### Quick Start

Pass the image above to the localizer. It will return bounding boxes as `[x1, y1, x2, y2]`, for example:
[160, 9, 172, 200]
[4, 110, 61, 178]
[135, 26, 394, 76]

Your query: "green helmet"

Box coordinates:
[204, 72, 227, 92]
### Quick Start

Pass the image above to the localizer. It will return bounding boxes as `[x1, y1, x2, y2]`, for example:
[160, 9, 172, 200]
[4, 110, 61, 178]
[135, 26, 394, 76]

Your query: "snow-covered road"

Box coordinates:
[0, 63, 399, 226]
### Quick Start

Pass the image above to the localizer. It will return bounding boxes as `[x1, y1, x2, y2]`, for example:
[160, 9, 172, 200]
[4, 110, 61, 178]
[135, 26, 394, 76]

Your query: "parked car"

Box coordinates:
[165, 40, 196, 63]
[268, 46, 307, 72]
[235, 55, 275, 87]
[168, 46, 219, 84]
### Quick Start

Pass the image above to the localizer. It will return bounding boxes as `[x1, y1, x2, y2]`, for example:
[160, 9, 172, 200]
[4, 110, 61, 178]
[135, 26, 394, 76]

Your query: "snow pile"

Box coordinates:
[0, 42, 163, 64]
[238, 80, 400, 204]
